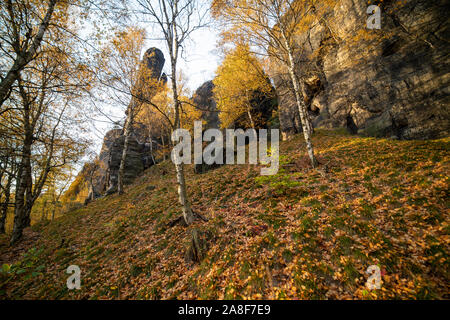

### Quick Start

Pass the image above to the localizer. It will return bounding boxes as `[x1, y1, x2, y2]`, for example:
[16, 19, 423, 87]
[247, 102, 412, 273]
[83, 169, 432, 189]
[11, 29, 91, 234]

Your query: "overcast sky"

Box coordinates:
[145, 26, 222, 92]
[135, 0, 222, 92]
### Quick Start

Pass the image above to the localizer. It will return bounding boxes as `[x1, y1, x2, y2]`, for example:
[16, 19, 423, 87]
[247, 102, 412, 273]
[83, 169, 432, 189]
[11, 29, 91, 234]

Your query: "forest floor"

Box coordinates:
[0, 129, 448, 299]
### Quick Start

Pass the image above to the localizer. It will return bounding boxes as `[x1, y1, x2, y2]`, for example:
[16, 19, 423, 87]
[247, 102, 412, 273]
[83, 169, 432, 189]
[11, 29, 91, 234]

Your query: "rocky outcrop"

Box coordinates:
[193, 79, 277, 130]
[82, 128, 156, 199]
[71, 48, 166, 202]
[102, 130, 155, 195]
[232, 87, 278, 129]
[144, 47, 165, 81]
[98, 47, 166, 195]
[274, 0, 449, 140]
[193, 80, 220, 129]
[191, 80, 277, 174]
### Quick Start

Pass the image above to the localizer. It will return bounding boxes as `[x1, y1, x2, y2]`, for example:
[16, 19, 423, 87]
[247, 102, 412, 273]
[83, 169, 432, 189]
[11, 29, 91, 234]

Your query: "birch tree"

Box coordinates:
[136, 0, 209, 225]
[211, 0, 334, 167]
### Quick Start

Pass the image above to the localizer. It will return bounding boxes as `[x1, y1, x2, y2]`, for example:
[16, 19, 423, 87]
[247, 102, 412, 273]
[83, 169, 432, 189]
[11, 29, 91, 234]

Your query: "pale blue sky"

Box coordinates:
[85, 6, 223, 157]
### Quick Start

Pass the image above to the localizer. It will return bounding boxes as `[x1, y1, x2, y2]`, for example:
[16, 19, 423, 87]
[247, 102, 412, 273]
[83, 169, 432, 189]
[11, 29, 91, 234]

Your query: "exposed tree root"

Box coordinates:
[185, 228, 211, 263]
[167, 216, 187, 228]
[166, 210, 208, 228]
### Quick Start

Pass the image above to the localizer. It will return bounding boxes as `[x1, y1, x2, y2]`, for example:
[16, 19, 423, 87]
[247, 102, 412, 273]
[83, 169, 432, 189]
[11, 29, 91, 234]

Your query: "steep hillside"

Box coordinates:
[0, 130, 448, 299]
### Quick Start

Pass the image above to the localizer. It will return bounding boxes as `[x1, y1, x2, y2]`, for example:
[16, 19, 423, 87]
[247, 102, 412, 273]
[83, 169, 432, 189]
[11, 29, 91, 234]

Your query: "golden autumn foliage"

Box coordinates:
[0, 0, 447, 303]
[136, 70, 202, 138]
[213, 43, 273, 129]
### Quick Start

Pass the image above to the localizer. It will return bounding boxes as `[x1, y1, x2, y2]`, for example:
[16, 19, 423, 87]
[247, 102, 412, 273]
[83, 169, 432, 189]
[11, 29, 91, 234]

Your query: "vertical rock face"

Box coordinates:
[274, 0, 449, 140]
[193, 80, 220, 129]
[98, 47, 166, 195]
[143, 48, 166, 81]
[81, 47, 166, 200]
[191, 80, 277, 174]
[192, 80, 277, 130]
[232, 87, 278, 129]
[102, 131, 155, 195]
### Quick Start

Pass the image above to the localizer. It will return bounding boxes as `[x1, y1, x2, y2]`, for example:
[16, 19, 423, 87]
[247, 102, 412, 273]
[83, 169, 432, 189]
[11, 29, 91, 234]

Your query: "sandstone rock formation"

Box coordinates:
[232, 87, 278, 130]
[144, 47, 165, 81]
[192, 80, 277, 174]
[102, 130, 155, 195]
[193, 80, 220, 129]
[193, 79, 277, 130]
[78, 48, 167, 202]
[273, 0, 449, 140]
[98, 47, 166, 195]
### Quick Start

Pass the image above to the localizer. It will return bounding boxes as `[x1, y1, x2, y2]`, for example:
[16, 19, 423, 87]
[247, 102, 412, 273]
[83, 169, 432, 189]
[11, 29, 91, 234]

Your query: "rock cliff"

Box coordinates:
[274, 0, 449, 140]
[193, 80, 221, 129]
[81, 47, 166, 201]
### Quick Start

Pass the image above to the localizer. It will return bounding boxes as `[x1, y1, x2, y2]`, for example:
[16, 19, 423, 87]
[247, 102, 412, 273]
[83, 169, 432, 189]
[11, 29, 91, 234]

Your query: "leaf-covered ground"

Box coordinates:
[1, 129, 449, 299]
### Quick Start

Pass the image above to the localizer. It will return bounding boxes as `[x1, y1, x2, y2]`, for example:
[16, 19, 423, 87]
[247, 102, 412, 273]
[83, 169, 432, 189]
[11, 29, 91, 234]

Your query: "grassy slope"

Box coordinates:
[0, 129, 448, 300]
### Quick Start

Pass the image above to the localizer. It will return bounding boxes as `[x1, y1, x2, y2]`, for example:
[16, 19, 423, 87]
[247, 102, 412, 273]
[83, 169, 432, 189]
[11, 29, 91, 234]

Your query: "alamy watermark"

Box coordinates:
[66, 265, 81, 290]
[366, 265, 382, 290]
[171, 121, 279, 175]
[367, 5, 381, 29]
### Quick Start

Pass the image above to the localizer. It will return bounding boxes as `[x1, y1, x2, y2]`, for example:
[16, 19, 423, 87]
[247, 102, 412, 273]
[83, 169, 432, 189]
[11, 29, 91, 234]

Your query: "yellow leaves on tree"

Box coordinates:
[213, 43, 272, 129]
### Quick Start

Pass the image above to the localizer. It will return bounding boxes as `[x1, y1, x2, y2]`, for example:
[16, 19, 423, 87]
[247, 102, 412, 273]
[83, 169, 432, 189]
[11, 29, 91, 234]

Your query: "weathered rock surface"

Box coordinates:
[193, 80, 221, 129]
[274, 0, 449, 140]
[191, 79, 277, 174]
[103, 131, 155, 195]
[232, 87, 278, 129]
[70, 48, 166, 202]
[144, 47, 165, 81]
[193, 79, 277, 130]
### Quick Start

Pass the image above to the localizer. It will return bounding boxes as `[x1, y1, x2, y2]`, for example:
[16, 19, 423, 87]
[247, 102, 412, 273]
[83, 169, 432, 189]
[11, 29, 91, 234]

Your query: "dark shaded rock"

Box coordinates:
[103, 131, 156, 195]
[232, 87, 278, 129]
[84, 187, 101, 205]
[273, 0, 449, 140]
[143, 48, 165, 81]
[194, 162, 221, 174]
[193, 145, 227, 174]
[192, 79, 277, 131]
[191, 79, 277, 174]
[193, 80, 220, 129]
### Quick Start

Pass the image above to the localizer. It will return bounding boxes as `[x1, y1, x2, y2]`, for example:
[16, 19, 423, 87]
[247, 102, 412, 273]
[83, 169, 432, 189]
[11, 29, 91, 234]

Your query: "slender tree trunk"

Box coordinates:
[149, 139, 155, 164]
[247, 106, 256, 129]
[245, 91, 255, 129]
[51, 203, 56, 221]
[51, 190, 60, 221]
[0, 0, 57, 108]
[161, 134, 166, 161]
[284, 43, 318, 168]
[11, 138, 32, 244]
[0, 174, 12, 234]
[147, 127, 156, 164]
[169, 53, 195, 225]
[0, 203, 7, 234]
[40, 199, 47, 221]
[174, 163, 194, 225]
[118, 115, 132, 195]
